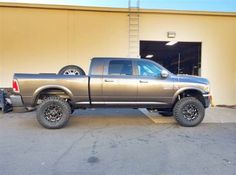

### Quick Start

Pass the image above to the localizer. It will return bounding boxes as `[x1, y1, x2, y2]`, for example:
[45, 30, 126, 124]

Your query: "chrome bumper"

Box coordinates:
[10, 95, 24, 107]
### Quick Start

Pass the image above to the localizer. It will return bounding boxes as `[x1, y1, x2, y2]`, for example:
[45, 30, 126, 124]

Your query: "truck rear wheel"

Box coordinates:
[58, 65, 85, 76]
[36, 96, 71, 129]
[173, 97, 205, 127]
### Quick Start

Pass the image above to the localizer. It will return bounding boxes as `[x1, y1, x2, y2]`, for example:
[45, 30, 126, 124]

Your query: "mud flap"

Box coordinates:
[0, 89, 12, 113]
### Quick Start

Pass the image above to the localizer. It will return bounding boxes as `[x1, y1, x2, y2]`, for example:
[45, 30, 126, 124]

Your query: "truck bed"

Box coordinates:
[14, 73, 90, 106]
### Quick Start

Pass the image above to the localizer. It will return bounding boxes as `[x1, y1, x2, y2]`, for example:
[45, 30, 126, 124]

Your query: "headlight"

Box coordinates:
[203, 85, 210, 93]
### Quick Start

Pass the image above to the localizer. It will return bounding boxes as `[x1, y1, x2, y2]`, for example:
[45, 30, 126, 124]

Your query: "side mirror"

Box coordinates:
[161, 70, 169, 78]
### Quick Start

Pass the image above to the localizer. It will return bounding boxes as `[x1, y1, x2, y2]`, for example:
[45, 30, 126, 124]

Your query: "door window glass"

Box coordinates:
[108, 60, 133, 75]
[137, 61, 162, 77]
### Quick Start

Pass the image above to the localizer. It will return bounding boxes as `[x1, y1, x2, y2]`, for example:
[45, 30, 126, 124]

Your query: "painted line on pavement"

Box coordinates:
[139, 108, 175, 124]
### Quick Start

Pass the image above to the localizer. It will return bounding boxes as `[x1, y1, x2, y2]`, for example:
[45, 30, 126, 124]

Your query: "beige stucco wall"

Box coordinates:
[0, 7, 129, 85]
[139, 13, 236, 105]
[0, 5, 235, 105]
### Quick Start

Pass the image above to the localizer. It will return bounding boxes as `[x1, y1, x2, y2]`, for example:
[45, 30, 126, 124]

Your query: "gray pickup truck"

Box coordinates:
[10, 57, 211, 129]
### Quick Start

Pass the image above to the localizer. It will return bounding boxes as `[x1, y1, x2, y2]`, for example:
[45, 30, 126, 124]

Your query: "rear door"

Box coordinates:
[102, 59, 138, 104]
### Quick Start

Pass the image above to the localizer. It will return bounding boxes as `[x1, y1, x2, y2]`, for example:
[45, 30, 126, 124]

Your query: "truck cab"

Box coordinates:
[88, 58, 175, 108]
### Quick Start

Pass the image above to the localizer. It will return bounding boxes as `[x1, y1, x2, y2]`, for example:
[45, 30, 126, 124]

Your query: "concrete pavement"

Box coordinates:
[0, 108, 235, 175]
[140, 107, 236, 124]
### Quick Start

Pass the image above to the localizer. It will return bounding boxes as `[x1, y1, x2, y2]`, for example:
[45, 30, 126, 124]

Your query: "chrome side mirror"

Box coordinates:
[161, 70, 169, 78]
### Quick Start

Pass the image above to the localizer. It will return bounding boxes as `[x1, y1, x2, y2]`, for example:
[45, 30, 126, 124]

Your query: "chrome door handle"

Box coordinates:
[139, 80, 148, 83]
[104, 79, 114, 82]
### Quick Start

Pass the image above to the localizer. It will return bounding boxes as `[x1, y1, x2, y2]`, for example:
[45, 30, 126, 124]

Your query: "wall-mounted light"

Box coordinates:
[167, 31, 176, 38]
[166, 41, 178, 46]
[145, 54, 154, 58]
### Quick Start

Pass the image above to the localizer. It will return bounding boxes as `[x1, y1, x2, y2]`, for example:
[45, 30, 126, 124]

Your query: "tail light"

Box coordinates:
[13, 79, 20, 93]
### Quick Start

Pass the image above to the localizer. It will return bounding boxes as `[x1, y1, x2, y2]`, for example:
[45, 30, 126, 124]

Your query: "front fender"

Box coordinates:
[171, 87, 205, 104]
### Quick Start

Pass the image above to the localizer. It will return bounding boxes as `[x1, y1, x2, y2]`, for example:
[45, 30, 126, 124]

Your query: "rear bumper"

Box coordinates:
[10, 95, 36, 112]
[203, 93, 211, 108]
[10, 95, 24, 107]
[10, 95, 29, 112]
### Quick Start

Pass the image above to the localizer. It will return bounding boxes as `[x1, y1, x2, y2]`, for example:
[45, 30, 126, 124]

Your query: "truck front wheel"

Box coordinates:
[36, 96, 71, 129]
[173, 97, 205, 127]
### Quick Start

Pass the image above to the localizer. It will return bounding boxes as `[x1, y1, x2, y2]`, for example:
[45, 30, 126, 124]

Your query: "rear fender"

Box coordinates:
[32, 85, 73, 106]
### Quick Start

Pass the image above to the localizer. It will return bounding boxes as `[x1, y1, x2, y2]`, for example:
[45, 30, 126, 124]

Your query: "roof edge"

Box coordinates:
[0, 2, 235, 17]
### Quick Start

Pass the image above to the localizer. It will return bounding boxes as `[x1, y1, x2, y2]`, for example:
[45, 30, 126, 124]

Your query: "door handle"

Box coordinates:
[139, 80, 148, 83]
[104, 79, 114, 82]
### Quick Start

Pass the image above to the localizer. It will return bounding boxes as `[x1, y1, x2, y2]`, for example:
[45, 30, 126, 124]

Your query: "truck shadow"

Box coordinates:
[1, 108, 176, 129]
[68, 108, 154, 128]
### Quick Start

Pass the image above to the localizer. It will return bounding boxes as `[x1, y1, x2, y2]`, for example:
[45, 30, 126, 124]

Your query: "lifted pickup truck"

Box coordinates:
[10, 57, 211, 129]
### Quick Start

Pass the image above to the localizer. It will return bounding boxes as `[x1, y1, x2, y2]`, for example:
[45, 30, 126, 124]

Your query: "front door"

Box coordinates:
[136, 60, 174, 105]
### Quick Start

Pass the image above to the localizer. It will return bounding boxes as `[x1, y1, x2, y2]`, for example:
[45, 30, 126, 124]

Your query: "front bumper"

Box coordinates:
[203, 93, 211, 108]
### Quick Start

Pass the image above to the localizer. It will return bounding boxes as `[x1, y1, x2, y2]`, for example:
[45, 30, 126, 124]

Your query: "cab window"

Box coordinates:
[108, 60, 133, 75]
[137, 60, 162, 77]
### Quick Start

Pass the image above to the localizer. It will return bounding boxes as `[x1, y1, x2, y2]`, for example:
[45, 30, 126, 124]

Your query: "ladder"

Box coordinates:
[128, 0, 140, 58]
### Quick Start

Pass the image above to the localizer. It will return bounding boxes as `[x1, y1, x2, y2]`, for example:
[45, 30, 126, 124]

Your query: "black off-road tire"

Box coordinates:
[36, 96, 71, 129]
[58, 65, 86, 76]
[173, 97, 205, 127]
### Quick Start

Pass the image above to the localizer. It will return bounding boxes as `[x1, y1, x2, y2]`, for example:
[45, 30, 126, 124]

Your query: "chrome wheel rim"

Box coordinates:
[44, 104, 63, 122]
[182, 104, 199, 121]
[64, 69, 80, 75]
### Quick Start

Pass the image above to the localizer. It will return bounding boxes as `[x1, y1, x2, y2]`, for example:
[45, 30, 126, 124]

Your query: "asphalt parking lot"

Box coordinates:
[0, 108, 235, 175]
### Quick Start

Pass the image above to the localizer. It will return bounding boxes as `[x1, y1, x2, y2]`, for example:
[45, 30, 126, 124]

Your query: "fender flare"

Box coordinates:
[171, 87, 205, 104]
[32, 85, 73, 106]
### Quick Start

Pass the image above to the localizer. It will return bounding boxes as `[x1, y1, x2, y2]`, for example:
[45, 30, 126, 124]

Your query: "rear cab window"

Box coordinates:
[89, 59, 105, 76]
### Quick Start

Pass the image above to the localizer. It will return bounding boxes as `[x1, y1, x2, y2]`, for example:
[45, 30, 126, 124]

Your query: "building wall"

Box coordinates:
[0, 7, 129, 84]
[139, 13, 236, 105]
[0, 6, 235, 105]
